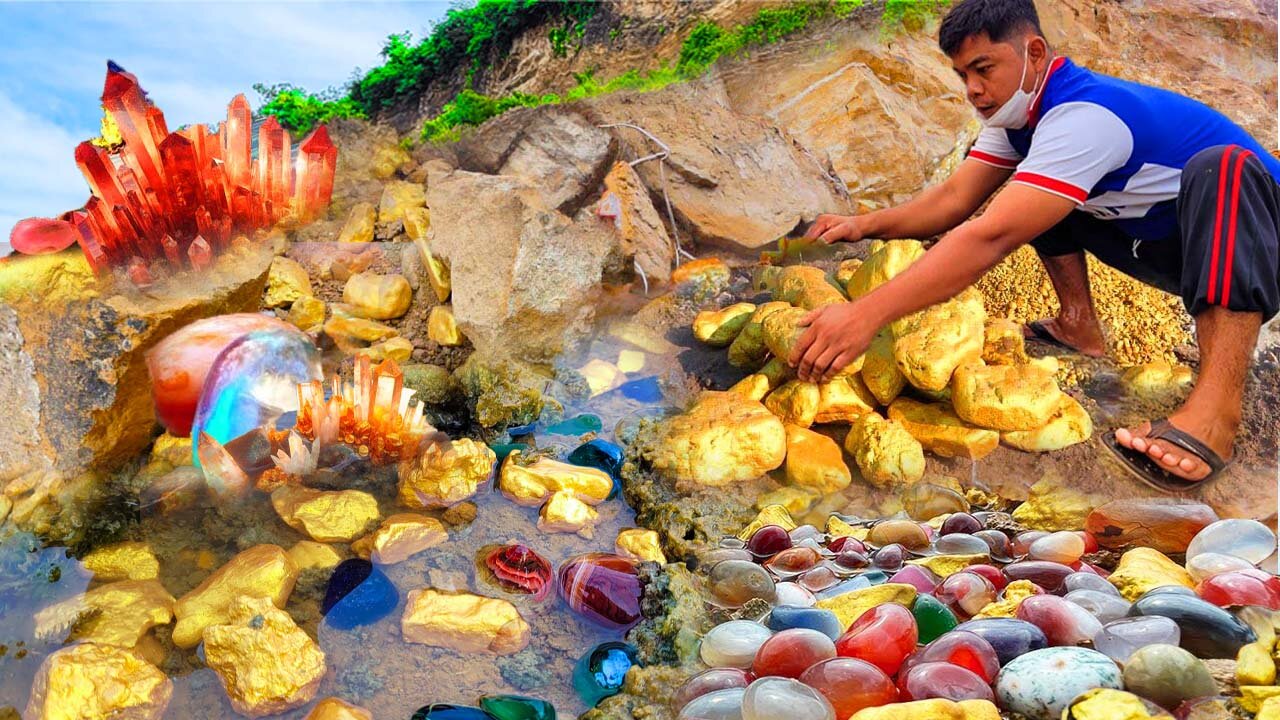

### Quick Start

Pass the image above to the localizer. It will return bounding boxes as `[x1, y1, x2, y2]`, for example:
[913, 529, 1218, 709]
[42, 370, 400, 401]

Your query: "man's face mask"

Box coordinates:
[983, 41, 1048, 130]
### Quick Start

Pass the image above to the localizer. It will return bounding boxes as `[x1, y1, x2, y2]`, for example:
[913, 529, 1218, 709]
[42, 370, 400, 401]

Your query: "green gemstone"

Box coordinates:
[478, 695, 556, 720]
[489, 442, 529, 464]
[913, 592, 959, 643]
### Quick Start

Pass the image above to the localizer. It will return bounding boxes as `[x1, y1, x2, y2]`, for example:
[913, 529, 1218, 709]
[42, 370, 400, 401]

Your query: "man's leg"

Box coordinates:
[1116, 144, 1280, 480]
[1025, 213, 1116, 357]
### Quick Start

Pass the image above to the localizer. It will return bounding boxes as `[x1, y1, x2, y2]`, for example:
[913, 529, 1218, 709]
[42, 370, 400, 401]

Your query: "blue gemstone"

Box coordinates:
[321, 559, 398, 630]
[572, 641, 639, 706]
[813, 574, 874, 600]
[410, 704, 495, 720]
[489, 442, 530, 464]
[567, 439, 624, 499]
[617, 376, 662, 403]
[766, 605, 843, 640]
[506, 422, 538, 438]
[545, 414, 603, 436]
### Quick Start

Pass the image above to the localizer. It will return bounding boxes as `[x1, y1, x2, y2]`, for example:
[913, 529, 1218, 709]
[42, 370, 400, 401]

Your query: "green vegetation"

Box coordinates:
[253, 83, 365, 137]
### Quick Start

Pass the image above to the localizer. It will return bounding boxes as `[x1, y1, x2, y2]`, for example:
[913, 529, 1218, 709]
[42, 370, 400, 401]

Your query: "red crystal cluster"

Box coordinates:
[295, 356, 433, 465]
[9, 61, 337, 283]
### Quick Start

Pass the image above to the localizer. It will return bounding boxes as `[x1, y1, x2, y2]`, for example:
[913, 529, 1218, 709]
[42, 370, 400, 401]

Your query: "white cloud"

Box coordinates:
[0, 90, 91, 247]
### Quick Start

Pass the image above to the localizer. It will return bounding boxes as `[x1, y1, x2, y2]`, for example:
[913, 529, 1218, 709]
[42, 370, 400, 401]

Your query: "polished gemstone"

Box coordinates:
[700, 621, 774, 669]
[900, 662, 994, 703]
[558, 553, 642, 629]
[479, 695, 556, 720]
[974, 530, 1013, 561]
[1028, 532, 1086, 565]
[901, 483, 969, 521]
[1185, 519, 1276, 565]
[573, 642, 638, 706]
[674, 669, 752, 711]
[480, 544, 553, 600]
[1011, 531, 1049, 557]
[1063, 589, 1131, 624]
[828, 536, 867, 554]
[568, 439, 624, 494]
[917, 630, 1000, 682]
[766, 606, 843, 640]
[934, 534, 991, 557]
[1186, 552, 1256, 584]
[833, 549, 870, 572]
[677, 688, 745, 720]
[411, 705, 493, 720]
[954, 618, 1048, 666]
[799, 566, 840, 593]
[1196, 570, 1280, 610]
[834, 603, 918, 675]
[701, 548, 754, 567]
[1063, 572, 1119, 596]
[889, 565, 941, 595]
[1092, 616, 1182, 663]
[936, 572, 997, 617]
[752, 628, 837, 679]
[941, 513, 983, 536]
[746, 526, 793, 558]
[995, 647, 1122, 720]
[709, 560, 777, 608]
[1121, 643, 1217, 711]
[774, 582, 817, 608]
[1015, 594, 1103, 646]
[1085, 499, 1219, 554]
[965, 564, 1007, 591]
[868, 520, 930, 550]
[321, 559, 397, 630]
[1002, 561, 1074, 593]
[799, 658, 897, 717]
[765, 547, 823, 578]
[741, 676, 835, 720]
[912, 593, 960, 643]
[490, 443, 530, 464]
[872, 544, 905, 571]
[546, 414, 603, 436]
[1128, 592, 1258, 658]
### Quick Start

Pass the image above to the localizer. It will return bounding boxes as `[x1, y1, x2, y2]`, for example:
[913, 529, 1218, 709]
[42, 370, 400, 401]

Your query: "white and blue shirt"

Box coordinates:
[967, 57, 1280, 241]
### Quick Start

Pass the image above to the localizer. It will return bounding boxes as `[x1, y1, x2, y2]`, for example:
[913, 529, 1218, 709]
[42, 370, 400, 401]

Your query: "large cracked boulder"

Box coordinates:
[0, 244, 274, 541]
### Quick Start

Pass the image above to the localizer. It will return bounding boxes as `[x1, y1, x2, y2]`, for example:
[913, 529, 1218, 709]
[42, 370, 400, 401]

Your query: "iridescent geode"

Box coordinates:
[558, 553, 643, 629]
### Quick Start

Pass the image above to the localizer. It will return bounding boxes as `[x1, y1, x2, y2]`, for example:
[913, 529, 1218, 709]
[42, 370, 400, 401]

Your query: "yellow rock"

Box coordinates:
[149, 432, 193, 466]
[324, 314, 398, 344]
[428, 306, 464, 346]
[763, 306, 863, 375]
[759, 357, 795, 387]
[1001, 394, 1094, 452]
[343, 271, 412, 320]
[775, 265, 846, 310]
[609, 319, 680, 355]
[398, 437, 496, 509]
[1238, 640, 1278, 686]
[757, 486, 820, 517]
[729, 373, 771, 402]
[286, 542, 342, 572]
[835, 258, 863, 286]
[353, 513, 448, 564]
[972, 580, 1043, 619]
[1108, 547, 1196, 601]
[826, 516, 870, 541]
[728, 301, 791, 369]
[403, 206, 431, 241]
[1011, 477, 1104, 531]
[846, 239, 926, 299]
[616, 528, 667, 564]
[25, 643, 172, 720]
[412, 236, 452, 303]
[1064, 689, 1166, 720]
[1241, 686, 1280, 713]
[264, 256, 313, 308]
[203, 596, 326, 718]
[816, 583, 917, 629]
[287, 294, 327, 332]
[784, 424, 852, 494]
[537, 489, 600, 538]
[373, 145, 412, 179]
[379, 180, 427, 224]
[738, 505, 799, 540]
[764, 380, 821, 428]
[499, 451, 612, 506]
[1121, 362, 1194, 403]
[1259, 697, 1280, 720]
[271, 486, 381, 543]
[888, 398, 999, 460]
[401, 588, 531, 655]
[982, 318, 1029, 365]
[850, 699, 999, 720]
[306, 698, 374, 720]
[646, 391, 787, 487]
[34, 579, 174, 648]
[906, 553, 988, 579]
[80, 541, 160, 582]
[863, 329, 907, 405]
[580, 358, 627, 397]
[815, 374, 877, 423]
[617, 349, 646, 373]
[892, 290, 986, 392]
[952, 362, 1065, 431]
[693, 303, 756, 347]
[355, 336, 414, 363]
[338, 202, 376, 243]
[171, 545, 299, 648]
[671, 257, 730, 287]
[844, 413, 925, 487]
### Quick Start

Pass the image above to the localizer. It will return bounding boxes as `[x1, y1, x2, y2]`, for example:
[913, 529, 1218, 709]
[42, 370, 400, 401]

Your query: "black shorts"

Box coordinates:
[1031, 144, 1280, 321]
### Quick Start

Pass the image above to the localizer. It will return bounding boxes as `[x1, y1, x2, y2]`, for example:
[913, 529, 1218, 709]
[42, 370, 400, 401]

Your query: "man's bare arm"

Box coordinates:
[808, 159, 1013, 243]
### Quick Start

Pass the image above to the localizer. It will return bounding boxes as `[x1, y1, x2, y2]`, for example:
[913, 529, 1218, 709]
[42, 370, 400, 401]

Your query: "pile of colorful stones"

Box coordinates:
[677, 507, 1280, 720]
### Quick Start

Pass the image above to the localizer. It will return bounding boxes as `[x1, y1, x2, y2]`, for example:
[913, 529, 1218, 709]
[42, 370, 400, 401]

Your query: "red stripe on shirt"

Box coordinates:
[1028, 56, 1068, 127]
[1207, 145, 1239, 304]
[968, 150, 1019, 169]
[1011, 172, 1089, 203]
[1221, 149, 1255, 306]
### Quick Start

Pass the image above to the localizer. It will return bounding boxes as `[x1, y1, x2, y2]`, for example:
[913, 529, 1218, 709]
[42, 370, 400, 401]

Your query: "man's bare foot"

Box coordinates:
[1024, 317, 1106, 357]
[1114, 409, 1237, 481]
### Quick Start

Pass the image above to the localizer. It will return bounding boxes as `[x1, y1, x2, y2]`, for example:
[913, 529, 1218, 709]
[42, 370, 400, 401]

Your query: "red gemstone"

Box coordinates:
[558, 553, 642, 629]
[828, 536, 867, 554]
[916, 630, 999, 683]
[1197, 570, 1280, 610]
[747, 525, 792, 558]
[1002, 560, 1075, 593]
[766, 547, 822, 577]
[9, 217, 79, 255]
[966, 564, 1007, 591]
[899, 662, 994, 703]
[936, 572, 997, 617]
[800, 658, 897, 717]
[941, 513, 983, 536]
[483, 543, 554, 600]
[1015, 594, 1103, 645]
[887, 565, 940, 594]
[835, 603, 918, 675]
[752, 628, 837, 679]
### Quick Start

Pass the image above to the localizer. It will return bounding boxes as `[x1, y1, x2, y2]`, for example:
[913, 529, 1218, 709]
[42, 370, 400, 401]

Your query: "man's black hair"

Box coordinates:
[938, 0, 1045, 56]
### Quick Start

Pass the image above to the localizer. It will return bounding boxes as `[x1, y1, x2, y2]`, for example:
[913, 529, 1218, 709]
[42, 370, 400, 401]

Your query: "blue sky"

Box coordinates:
[0, 1, 452, 249]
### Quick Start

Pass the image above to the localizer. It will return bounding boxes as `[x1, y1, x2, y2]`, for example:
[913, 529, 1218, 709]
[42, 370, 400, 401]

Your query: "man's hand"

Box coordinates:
[804, 214, 864, 244]
[789, 302, 878, 383]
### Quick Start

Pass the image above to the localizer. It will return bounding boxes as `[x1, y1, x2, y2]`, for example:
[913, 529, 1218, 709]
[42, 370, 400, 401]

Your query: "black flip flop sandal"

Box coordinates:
[1104, 418, 1229, 493]
[1025, 319, 1080, 353]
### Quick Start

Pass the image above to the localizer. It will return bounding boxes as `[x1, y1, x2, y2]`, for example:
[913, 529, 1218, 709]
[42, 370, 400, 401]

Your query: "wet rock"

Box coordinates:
[1122, 643, 1217, 709]
[1011, 478, 1105, 531]
[694, 303, 756, 347]
[352, 513, 447, 564]
[287, 295, 327, 332]
[25, 643, 171, 720]
[270, 486, 381, 543]
[728, 301, 791, 370]
[34, 578, 173, 648]
[765, 380, 821, 428]
[843, 413, 925, 487]
[305, 698, 373, 720]
[709, 559, 777, 608]
[951, 362, 1063, 431]
[499, 451, 612, 506]
[644, 391, 787, 487]
[338, 202, 376, 243]
[428, 306, 464, 346]
[286, 541, 342, 572]
[784, 424, 852, 494]
[995, 647, 1122, 720]
[378, 180, 426, 224]
[264, 256, 312, 308]
[815, 583, 916, 630]
[835, 602, 918, 676]
[888, 398, 999, 460]
[1063, 688, 1174, 719]
[454, 355, 548, 430]
[846, 699, 999, 720]
[1108, 548, 1196, 601]
[1085, 499, 1219, 554]
[171, 544, 299, 648]
[402, 588, 531, 655]
[398, 438, 495, 509]
[573, 641, 639, 706]
[80, 540, 160, 582]
[1121, 362, 1194, 403]
[600, 160, 674, 282]
[342, 271, 412, 319]
[892, 290, 986, 393]
[203, 595, 326, 718]
[955, 618, 1049, 666]
[537, 488, 600, 538]
[479, 694, 556, 720]
[1001, 395, 1093, 452]
[616, 528, 667, 565]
